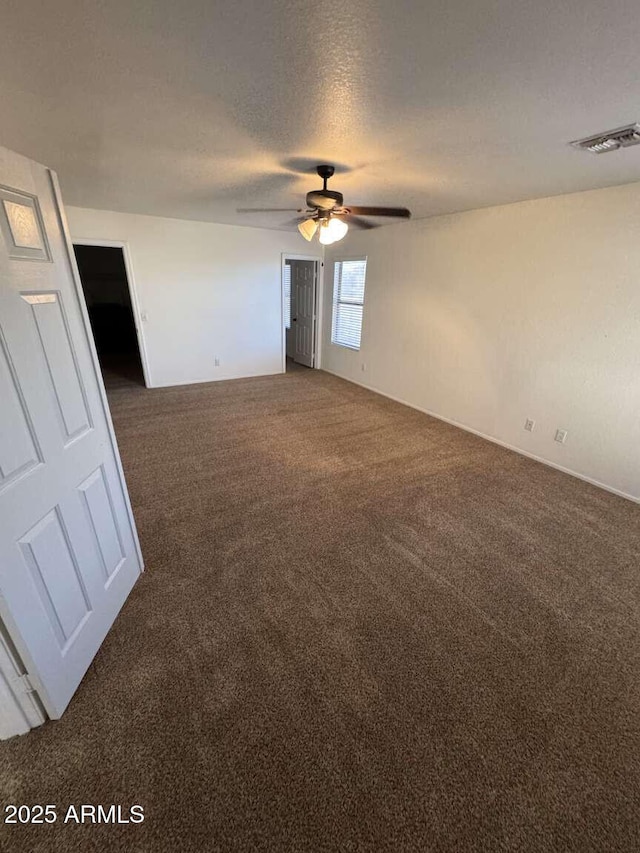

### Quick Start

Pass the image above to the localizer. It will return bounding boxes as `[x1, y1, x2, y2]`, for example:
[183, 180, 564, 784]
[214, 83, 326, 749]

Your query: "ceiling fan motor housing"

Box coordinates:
[306, 189, 343, 210]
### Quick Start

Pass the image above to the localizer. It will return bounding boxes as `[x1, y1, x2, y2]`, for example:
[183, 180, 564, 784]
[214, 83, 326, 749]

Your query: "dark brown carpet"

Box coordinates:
[2, 369, 640, 852]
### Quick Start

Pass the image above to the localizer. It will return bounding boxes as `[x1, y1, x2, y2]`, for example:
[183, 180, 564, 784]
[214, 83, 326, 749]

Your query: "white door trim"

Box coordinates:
[281, 253, 323, 372]
[0, 622, 46, 740]
[71, 237, 152, 388]
[51, 174, 144, 571]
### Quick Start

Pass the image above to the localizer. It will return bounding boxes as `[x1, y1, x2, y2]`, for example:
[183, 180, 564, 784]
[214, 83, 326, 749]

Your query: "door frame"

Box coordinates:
[0, 621, 46, 739]
[72, 238, 152, 388]
[281, 253, 323, 372]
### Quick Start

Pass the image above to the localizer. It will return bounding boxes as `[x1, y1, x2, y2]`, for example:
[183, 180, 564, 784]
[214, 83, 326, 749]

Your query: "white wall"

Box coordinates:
[67, 207, 303, 387]
[322, 182, 640, 501]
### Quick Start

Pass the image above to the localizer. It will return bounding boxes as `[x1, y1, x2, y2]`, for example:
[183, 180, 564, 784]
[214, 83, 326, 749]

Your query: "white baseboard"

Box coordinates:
[149, 368, 285, 389]
[322, 369, 639, 505]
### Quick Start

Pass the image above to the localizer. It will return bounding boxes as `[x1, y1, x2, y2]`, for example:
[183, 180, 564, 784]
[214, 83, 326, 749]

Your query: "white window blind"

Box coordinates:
[331, 258, 367, 349]
[283, 262, 291, 329]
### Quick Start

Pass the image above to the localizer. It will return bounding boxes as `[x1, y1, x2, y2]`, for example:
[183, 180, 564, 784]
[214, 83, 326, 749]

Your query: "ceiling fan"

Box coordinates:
[239, 165, 411, 245]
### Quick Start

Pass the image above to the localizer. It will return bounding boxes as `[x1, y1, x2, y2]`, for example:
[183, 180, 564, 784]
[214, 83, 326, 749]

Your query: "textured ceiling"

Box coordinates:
[2, 0, 640, 230]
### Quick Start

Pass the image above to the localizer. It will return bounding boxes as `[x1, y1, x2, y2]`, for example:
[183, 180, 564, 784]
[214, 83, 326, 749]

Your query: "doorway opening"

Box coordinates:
[283, 255, 321, 372]
[73, 244, 147, 389]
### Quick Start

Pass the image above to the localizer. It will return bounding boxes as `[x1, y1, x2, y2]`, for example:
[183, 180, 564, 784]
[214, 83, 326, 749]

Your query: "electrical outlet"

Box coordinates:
[214, 357, 220, 367]
[555, 428, 568, 444]
[524, 418, 535, 432]
[361, 363, 367, 372]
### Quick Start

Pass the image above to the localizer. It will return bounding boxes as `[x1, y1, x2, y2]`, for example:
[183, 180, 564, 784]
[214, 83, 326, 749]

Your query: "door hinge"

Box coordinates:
[17, 673, 36, 694]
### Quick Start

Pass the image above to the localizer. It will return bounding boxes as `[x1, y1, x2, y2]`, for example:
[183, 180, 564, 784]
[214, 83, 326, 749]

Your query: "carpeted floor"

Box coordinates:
[1, 369, 639, 852]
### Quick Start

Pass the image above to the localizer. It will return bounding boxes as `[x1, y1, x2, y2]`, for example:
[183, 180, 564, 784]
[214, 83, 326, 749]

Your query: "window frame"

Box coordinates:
[283, 261, 292, 330]
[331, 256, 368, 351]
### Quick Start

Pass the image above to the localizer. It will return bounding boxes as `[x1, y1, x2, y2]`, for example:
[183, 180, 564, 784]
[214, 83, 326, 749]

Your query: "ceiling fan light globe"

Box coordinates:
[298, 218, 318, 241]
[318, 221, 336, 245]
[327, 217, 348, 241]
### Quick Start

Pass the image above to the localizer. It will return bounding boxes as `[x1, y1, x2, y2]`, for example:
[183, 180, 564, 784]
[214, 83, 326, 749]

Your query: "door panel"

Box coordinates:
[0, 146, 142, 719]
[27, 292, 92, 441]
[0, 333, 42, 489]
[19, 509, 92, 650]
[292, 260, 316, 368]
[79, 466, 126, 584]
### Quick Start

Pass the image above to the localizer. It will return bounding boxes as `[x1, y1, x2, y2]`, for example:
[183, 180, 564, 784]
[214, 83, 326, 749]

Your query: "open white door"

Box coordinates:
[0, 146, 142, 720]
[292, 260, 317, 368]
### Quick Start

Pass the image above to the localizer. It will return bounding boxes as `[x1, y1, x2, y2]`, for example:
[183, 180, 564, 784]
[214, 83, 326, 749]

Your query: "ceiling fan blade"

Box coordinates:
[346, 206, 411, 218]
[236, 207, 303, 213]
[343, 214, 376, 230]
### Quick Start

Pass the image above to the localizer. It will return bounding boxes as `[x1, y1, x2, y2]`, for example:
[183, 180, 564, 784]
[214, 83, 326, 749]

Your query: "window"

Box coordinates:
[283, 261, 291, 329]
[331, 258, 367, 349]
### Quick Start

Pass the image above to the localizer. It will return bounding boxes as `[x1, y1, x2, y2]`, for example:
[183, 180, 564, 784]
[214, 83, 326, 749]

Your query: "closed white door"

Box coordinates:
[292, 260, 316, 367]
[0, 146, 142, 719]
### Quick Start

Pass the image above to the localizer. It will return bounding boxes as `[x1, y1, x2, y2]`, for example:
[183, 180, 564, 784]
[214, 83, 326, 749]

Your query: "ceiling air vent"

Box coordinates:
[570, 123, 640, 154]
